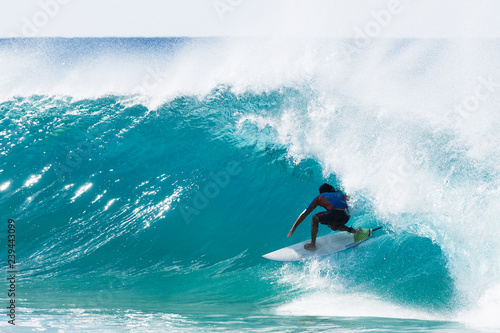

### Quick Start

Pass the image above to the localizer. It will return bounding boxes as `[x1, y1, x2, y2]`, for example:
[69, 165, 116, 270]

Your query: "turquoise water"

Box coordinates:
[1, 38, 500, 332]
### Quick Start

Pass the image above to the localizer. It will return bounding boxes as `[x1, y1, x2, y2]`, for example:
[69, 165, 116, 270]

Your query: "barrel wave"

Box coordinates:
[1, 38, 499, 332]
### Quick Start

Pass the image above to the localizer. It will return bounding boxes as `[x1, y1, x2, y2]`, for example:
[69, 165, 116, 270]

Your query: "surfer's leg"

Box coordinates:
[329, 225, 360, 234]
[304, 215, 319, 251]
[333, 225, 359, 234]
[329, 210, 359, 234]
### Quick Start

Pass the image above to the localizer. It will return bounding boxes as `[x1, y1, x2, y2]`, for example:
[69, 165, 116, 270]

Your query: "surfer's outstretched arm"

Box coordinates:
[288, 197, 318, 237]
[288, 214, 307, 237]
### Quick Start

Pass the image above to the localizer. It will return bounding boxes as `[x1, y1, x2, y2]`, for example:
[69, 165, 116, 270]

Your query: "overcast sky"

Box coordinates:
[1, 0, 500, 38]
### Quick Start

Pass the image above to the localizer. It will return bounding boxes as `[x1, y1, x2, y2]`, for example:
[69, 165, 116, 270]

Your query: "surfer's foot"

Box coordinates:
[349, 227, 361, 234]
[304, 243, 316, 251]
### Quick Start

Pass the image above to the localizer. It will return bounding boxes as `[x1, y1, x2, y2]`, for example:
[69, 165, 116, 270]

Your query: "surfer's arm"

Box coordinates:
[287, 198, 318, 237]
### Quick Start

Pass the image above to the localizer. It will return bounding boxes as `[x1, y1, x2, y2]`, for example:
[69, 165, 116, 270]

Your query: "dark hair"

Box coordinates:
[319, 183, 337, 194]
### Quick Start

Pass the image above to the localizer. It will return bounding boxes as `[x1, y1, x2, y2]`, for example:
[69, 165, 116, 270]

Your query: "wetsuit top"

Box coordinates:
[303, 192, 348, 215]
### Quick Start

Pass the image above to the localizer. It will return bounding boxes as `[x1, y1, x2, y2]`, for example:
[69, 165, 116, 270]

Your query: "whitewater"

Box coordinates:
[1, 38, 500, 332]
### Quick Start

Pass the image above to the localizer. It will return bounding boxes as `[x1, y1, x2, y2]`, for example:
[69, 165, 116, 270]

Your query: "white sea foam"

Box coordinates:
[276, 292, 444, 321]
[273, 260, 445, 321]
[457, 283, 500, 329]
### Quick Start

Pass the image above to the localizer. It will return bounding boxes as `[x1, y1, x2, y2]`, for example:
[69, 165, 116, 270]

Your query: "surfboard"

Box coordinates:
[262, 227, 381, 262]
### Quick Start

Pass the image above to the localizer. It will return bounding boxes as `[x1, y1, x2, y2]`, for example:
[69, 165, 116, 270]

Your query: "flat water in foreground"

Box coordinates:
[1, 308, 484, 333]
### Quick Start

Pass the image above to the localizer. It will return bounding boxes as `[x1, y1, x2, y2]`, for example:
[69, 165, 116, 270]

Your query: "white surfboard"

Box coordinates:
[263, 228, 379, 262]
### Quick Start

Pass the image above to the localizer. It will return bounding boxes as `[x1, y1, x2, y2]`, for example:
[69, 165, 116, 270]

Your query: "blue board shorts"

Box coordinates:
[317, 209, 350, 227]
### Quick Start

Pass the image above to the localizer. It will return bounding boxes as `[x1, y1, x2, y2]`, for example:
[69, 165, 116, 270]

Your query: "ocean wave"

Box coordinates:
[1, 38, 500, 328]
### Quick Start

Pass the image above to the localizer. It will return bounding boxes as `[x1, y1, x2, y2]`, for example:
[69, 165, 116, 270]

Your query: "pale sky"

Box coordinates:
[1, 0, 500, 38]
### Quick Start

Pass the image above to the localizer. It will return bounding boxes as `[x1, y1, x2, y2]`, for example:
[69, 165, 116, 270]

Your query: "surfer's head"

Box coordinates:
[319, 183, 336, 194]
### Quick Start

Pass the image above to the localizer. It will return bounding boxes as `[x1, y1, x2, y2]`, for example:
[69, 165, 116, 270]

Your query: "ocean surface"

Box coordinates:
[1, 38, 500, 332]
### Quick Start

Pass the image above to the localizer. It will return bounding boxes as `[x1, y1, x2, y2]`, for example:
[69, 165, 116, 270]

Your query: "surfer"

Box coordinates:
[287, 183, 360, 251]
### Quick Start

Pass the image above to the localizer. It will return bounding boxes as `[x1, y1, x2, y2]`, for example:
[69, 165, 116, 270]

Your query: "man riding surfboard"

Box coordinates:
[287, 183, 360, 251]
